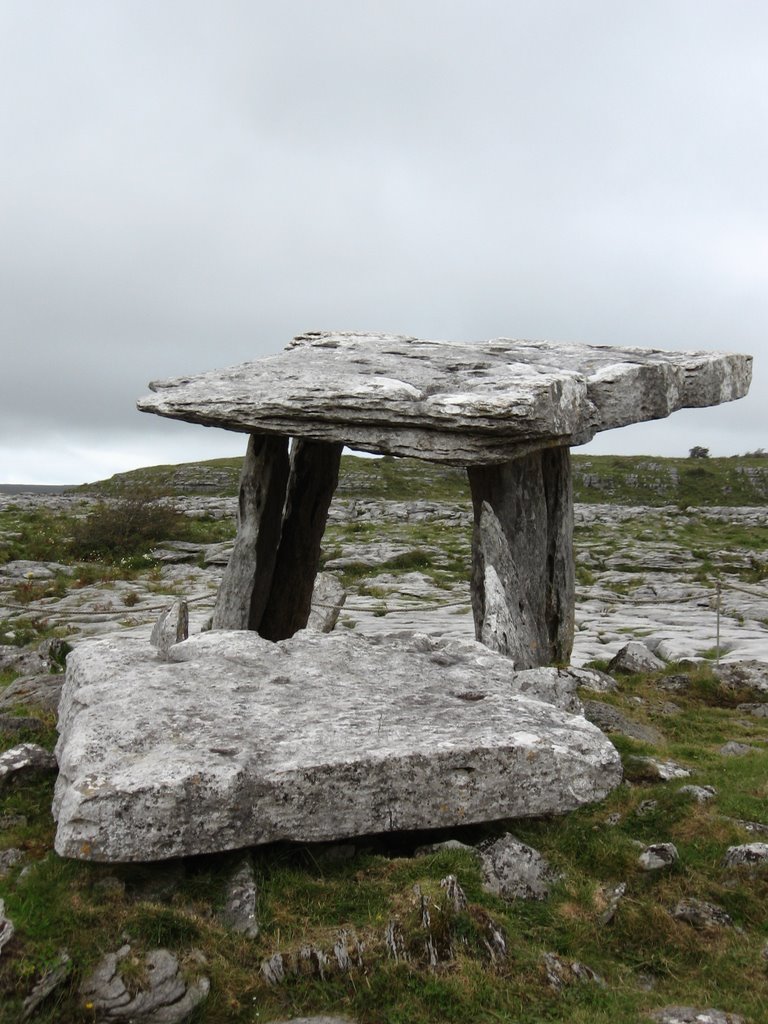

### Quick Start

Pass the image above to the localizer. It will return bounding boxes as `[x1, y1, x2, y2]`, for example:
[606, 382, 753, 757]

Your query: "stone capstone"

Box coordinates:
[53, 631, 622, 861]
[138, 332, 752, 464]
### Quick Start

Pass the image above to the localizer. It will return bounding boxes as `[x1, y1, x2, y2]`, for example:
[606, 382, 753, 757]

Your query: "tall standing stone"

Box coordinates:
[468, 446, 574, 668]
[212, 434, 289, 631]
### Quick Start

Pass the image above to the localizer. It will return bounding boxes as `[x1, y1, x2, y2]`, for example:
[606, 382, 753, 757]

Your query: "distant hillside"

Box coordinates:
[81, 452, 768, 507]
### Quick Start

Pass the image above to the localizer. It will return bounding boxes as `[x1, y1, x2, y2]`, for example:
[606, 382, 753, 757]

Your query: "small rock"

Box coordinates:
[722, 843, 768, 869]
[725, 818, 768, 836]
[0, 674, 64, 713]
[21, 951, 71, 1020]
[671, 898, 733, 930]
[0, 899, 14, 954]
[608, 641, 665, 674]
[638, 843, 679, 871]
[605, 812, 623, 826]
[678, 785, 717, 803]
[568, 666, 617, 693]
[627, 756, 691, 781]
[80, 945, 209, 1023]
[658, 674, 691, 692]
[219, 856, 259, 938]
[714, 660, 768, 695]
[635, 799, 658, 818]
[0, 848, 24, 878]
[649, 1007, 745, 1024]
[583, 700, 663, 744]
[150, 599, 189, 657]
[510, 667, 583, 714]
[719, 741, 758, 756]
[541, 951, 604, 991]
[597, 881, 626, 925]
[440, 874, 468, 912]
[307, 573, 347, 633]
[0, 743, 57, 788]
[736, 702, 768, 718]
[478, 834, 561, 900]
[414, 839, 477, 857]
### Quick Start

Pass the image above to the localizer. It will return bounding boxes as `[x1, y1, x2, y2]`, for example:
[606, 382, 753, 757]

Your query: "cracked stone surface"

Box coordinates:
[53, 630, 621, 861]
[138, 331, 751, 464]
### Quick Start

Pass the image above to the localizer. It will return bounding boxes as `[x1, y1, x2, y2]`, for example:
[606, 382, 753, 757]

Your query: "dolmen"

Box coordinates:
[52, 332, 751, 861]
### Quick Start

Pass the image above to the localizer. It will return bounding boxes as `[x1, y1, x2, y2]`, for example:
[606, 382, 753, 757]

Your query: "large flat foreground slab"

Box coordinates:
[138, 332, 751, 463]
[53, 631, 621, 861]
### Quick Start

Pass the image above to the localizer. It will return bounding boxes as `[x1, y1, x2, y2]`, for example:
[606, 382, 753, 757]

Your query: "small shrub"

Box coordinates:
[67, 488, 184, 562]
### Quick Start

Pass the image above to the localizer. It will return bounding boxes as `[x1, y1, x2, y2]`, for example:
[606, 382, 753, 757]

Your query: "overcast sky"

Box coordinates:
[1, 1, 765, 483]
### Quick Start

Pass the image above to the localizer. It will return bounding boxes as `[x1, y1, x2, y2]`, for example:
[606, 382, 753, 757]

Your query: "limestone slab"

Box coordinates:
[138, 332, 751, 464]
[53, 631, 621, 862]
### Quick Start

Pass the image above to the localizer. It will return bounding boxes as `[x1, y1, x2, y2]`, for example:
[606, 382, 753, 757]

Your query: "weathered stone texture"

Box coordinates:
[53, 631, 621, 862]
[138, 332, 752, 465]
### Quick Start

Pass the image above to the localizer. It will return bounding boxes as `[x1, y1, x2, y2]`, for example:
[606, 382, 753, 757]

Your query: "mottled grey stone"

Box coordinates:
[671, 898, 733, 930]
[219, 857, 259, 938]
[583, 700, 663, 744]
[608, 641, 665, 674]
[0, 899, 14, 955]
[0, 743, 57, 788]
[0, 848, 24, 878]
[542, 951, 604, 991]
[719, 741, 759, 756]
[53, 631, 621, 862]
[678, 785, 717, 803]
[138, 332, 751, 463]
[722, 843, 768, 868]
[638, 843, 679, 870]
[714, 660, 768, 694]
[627, 756, 691, 781]
[649, 1008, 745, 1024]
[0, 673, 64, 713]
[80, 945, 209, 1023]
[306, 573, 346, 633]
[478, 834, 561, 900]
[21, 951, 71, 1020]
[150, 600, 189, 657]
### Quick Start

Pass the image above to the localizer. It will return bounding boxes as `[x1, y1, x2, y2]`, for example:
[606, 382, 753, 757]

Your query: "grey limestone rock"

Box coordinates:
[678, 785, 717, 803]
[0, 673, 64, 713]
[722, 843, 768, 869]
[150, 600, 189, 657]
[627, 757, 691, 781]
[583, 700, 663, 744]
[0, 743, 57, 788]
[478, 834, 561, 900]
[53, 631, 622, 861]
[718, 741, 759, 756]
[638, 843, 679, 870]
[80, 945, 209, 1023]
[649, 1008, 745, 1024]
[568, 666, 617, 692]
[0, 847, 24, 878]
[138, 332, 751, 464]
[306, 572, 346, 633]
[219, 856, 259, 938]
[714, 660, 768, 694]
[608, 641, 665, 674]
[597, 881, 626, 925]
[671, 898, 733, 930]
[542, 950, 604, 991]
[21, 951, 71, 1020]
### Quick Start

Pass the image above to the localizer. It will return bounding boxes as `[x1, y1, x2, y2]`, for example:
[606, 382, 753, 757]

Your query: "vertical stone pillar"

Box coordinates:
[259, 439, 343, 641]
[467, 446, 574, 669]
[212, 434, 290, 631]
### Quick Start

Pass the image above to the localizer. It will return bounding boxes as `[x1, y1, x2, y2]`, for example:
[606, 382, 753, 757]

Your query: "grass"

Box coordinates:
[0, 454, 767, 1021]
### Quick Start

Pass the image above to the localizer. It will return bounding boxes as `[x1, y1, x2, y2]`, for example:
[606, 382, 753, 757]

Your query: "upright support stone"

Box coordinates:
[259, 440, 343, 641]
[212, 434, 289, 631]
[467, 446, 574, 668]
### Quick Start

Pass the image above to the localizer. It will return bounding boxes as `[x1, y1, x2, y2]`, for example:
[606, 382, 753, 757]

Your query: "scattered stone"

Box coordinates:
[635, 800, 658, 818]
[722, 843, 768, 869]
[0, 638, 70, 677]
[714, 660, 768, 694]
[678, 785, 717, 803]
[440, 874, 468, 912]
[0, 899, 14, 954]
[219, 856, 259, 938]
[638, 843, 679, 871]
[0, 559, 72, 580]
[414, 839, 476, 858]
[478, 834, 561, 901]
[649, 1008, 745, 1024]
[658, 674, 691, 692]
[597, 881, 626, 925]
[569, 666, 617, 692]
[150, 541, 205, 564]
[670, 898, 733, 930]
[0, 743, 57, 788]
[736, 702, 768, 717]
[306, 573, 346, 633]
[718, 741, 759, 756]
[504, 667, 583, 715]
[608, 641, 665, 674]
[542, 950, 604, 991]
[150, 599, 189, 657]
[0, 848, 24, 878]
[605, 812, 623, 826]
[627, 757, 691, 781]
[0, 673, 65, 713]
[262, 1019, 359, 1024]
[80, 945, 209, 1023]
[21, 951, 71, 1020]
[54, 631, 622, 861]
[583, 700, 663, 744]
[0, 813, 27, 830]
[724, 818, 768, 837]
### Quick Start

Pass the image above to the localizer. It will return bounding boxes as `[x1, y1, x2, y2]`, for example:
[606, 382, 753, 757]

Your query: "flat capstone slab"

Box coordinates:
[53, 631, 622, 862]
[137, 331, 751, 463]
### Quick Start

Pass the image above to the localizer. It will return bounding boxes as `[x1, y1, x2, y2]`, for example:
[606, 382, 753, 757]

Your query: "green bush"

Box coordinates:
[66, 489, 184, 562]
